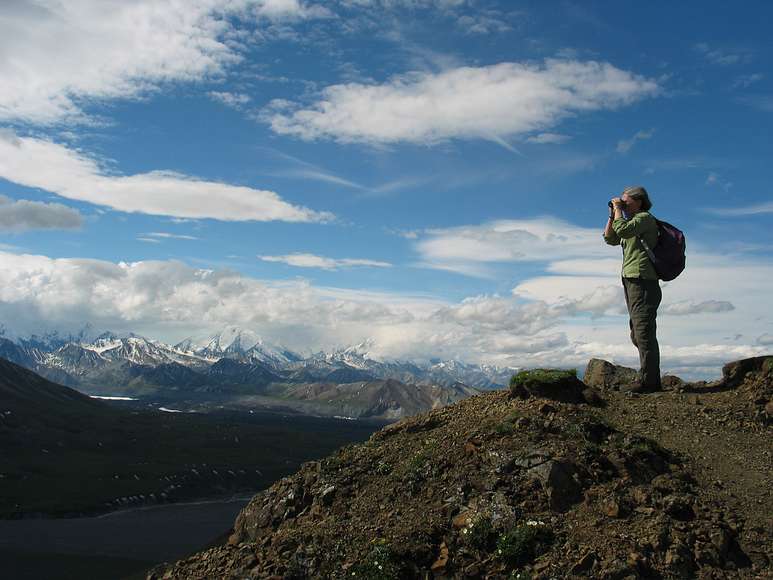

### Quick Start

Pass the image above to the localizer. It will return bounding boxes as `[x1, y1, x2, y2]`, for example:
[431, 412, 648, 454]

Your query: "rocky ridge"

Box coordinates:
[148, 357, 772, 579]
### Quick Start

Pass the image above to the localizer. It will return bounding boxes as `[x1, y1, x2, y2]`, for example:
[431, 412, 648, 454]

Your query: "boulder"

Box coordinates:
[720, 356, 773, 387]
[584, 359, 638, 391]
[509, 369, 586, 404]
[527, 459, 583, 512]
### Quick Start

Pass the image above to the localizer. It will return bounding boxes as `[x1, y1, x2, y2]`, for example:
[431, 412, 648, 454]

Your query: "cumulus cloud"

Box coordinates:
[0, 131, 332, 222]
[1, 247, 770, 378]
[259, 253, 392, 270]
[0, 250, 572, 363]
[0, 0, 329, 124]
[616, 128, 654, 153]
[264, 59, 659, 145]
[0, 195, 83, 232]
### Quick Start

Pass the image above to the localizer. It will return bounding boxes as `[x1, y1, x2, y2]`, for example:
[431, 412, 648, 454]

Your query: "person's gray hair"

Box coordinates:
[622, 186, 652, 211]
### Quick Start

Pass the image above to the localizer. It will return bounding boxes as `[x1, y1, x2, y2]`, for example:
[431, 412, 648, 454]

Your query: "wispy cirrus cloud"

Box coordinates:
[736, 94, 773, 113]
[142, 232, 200, 241]
[263, 59, 659, 146]
[693, 42, 751, 66]
[526, 132, 571, 145]
[731, 73, 764, 90]
[705, 202, 773, 216]
[258, 253, 392, 270]
[0, 130, 333, 223]
[616, 128, 654, 153]
[0, 194, 83, 232]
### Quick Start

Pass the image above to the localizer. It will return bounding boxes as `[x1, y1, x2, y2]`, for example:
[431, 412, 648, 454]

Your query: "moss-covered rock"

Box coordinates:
[509, 369, 586, 404]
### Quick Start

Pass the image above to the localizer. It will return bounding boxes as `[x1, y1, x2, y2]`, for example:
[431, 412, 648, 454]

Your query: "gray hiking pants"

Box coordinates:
[622, 277, 662, 388]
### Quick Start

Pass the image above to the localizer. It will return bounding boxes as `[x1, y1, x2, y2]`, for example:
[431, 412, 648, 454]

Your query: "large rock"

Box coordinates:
[527, 459, 583, 512]
[584, 359, 638, 391]
[720, 356, 773, 387]
[509, 369, 587, 403]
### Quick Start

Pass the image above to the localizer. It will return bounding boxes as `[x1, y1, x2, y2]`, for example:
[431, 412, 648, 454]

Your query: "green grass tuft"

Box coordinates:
[461, 514, 495, 550]
[349, 542, 402, 579]
[510, 369, 577, 388]
[495, 522, 554, 568]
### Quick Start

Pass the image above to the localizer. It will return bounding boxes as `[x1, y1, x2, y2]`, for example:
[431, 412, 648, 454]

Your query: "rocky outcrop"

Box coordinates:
[148, 370, 766, 579]
[583, 358, 639, 390]
[721, 356, 772, 387]
[510, 368, 604, 406]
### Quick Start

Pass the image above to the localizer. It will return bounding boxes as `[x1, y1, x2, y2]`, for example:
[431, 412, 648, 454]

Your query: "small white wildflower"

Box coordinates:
[378, 565, 383, 570]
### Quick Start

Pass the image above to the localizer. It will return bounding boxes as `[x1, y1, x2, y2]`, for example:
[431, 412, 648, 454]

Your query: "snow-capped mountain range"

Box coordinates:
[0, 326, 518, 392]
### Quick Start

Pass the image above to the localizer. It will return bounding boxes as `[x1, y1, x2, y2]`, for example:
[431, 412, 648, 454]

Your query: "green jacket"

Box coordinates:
[604, 211, 659, 280]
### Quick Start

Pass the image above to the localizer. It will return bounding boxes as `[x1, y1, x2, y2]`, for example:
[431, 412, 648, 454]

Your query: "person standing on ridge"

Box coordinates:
[603, 186, 662, 393]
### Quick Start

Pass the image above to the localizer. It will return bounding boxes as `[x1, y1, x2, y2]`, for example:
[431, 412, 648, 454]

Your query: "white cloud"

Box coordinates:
[694, 42, 749, 66]
[259, 253, 392, 270]
[207, 91, 251, 109]
[731, 73, 764, 90]
[0, 0, 328, 124]
[0, 250, 562, 363]
[456, 12, 511, 35]
[0, 247, 769, 378]
[0, 131, 332, 222]
[526, 132, 571, 144]
[706, 201, 773, 216]
[0, 195, 83, 232]
[616, 128, 654, 153]
[143, 232, 199, 241]
[736, 94, 773, 113]
[661, 300, 735, 316]
[757, 333, 773, 346]
[412, 215, 773, 376]
[415, 217, 608, 277]
[265, 59, 659, 145]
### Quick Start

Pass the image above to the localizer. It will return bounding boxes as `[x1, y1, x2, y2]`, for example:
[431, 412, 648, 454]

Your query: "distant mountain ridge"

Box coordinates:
[0, 326, 517, 393]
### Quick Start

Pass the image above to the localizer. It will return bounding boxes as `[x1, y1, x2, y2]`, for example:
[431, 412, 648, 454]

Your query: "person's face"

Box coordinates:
[621, 193, 642, 214]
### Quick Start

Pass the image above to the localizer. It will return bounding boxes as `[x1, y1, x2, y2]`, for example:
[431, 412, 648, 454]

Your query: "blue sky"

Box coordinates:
[1, 0, 772, 378]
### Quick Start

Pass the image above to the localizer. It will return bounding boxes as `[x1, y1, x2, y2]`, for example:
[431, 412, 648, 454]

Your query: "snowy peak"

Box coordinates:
[17, 324, 102, 351]
[177, 326, 262, 355]
[175, 326, 301, 369]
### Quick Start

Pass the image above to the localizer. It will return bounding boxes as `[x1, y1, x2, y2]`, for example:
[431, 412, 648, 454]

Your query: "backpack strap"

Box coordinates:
[637, 215, 660, 266]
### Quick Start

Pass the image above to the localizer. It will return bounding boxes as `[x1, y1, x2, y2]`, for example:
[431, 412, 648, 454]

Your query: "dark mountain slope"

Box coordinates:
[0, 356, 105, 414]
[0, 357, 380, 518]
